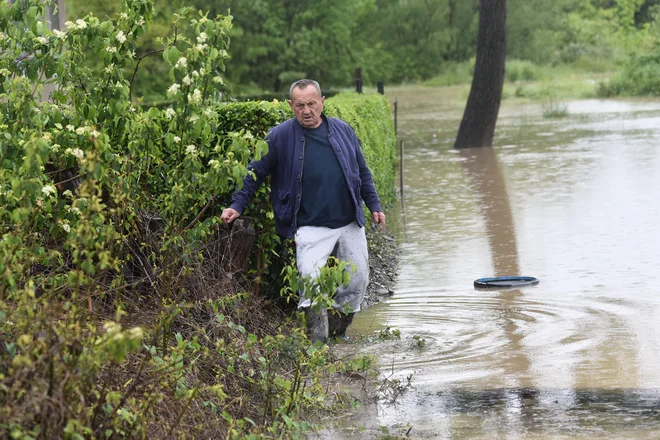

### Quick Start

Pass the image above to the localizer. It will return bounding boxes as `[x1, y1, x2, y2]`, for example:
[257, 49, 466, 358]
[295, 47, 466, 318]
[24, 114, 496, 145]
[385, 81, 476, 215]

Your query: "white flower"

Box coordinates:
[65, 148, 84, 159]
[42, 132, 52, 141]
[204, 108, 214, 118]
[138, 17, 145, 26]
[75, 126, 88, 135]
[182, 75, 191, 86]
[54, 123, 63, 130]
[165, 108, 176, 119]
[116, 31, 126, 44]
[194, 44, 207, 52]
[197, 32, 208, 43]
[185, 144, 196, 155]
[51, 144, 60, 152]
[36, 36, 49, 45]
[191, 70, 199, 78]
[175, 57, 187, 69]
[208, 159, 219, 168]
[106, 46, 117, 53]
[42, 185, 57, 196]
[67, 206, 82, 215]
[104, 63, 114, 73]
[173, 136, 181, 143]
[61, 223, 70, 233]
[66, 124, 75, 132]
[0, 68, 11, 76]
[62, 190, 73, 197]
[213, 76, 223, 84]
[190, 89, 202, 104]
[199, 68, 206, 76]
[188, 115, 199, 123]
[120, 13, 128, 19]
[67, 19, 87, 31]
[167, 83, 180, 95]
[53, 29, 67, 39]
[91, 130, 100, 138]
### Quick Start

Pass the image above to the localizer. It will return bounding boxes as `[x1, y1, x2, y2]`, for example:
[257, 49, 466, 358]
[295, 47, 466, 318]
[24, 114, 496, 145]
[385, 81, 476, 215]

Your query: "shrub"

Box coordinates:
[506, 59, 543, 82]
[598, 50, 660, 97]
[0, 1, 391, 438]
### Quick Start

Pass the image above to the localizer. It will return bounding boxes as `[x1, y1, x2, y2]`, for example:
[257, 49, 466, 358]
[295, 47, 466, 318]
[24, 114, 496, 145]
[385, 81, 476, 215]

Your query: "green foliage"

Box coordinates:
[506, 60, 543, 82]
[423, 60, 475, 87]
[541, 98, 570, 118]
[60, 0, 660, 93]
[0, 1, 389, 438]
[598, 49, 660, 96]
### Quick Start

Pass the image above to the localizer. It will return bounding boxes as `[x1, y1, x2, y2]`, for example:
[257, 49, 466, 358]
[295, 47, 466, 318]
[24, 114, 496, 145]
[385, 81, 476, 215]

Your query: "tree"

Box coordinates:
[454, 0, 506, 148]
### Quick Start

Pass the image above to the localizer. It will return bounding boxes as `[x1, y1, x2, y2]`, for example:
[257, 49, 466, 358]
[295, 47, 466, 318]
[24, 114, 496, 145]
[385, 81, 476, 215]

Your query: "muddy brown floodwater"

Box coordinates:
[320, 87, 660, 439]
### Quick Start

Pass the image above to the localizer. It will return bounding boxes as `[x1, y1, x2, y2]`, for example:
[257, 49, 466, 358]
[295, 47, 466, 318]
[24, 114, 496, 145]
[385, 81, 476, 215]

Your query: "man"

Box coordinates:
[220, 79, 386, 343]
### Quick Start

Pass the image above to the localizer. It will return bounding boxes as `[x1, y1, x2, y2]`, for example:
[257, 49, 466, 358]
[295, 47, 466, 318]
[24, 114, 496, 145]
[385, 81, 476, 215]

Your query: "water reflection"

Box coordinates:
[459, 147, 531, 389]
[327, 95, 660, 439]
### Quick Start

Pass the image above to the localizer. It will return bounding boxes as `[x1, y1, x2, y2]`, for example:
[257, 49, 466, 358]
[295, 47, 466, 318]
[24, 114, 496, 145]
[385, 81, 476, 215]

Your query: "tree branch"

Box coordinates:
[129, 24, 178, 102]
[183, 196, 216, 232]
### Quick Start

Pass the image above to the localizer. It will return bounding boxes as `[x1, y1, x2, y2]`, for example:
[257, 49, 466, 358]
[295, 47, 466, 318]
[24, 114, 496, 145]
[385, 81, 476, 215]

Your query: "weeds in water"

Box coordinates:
[542, 98, 570, 118]
[409, 335, 426, 348]
[378, 327, 402, 340]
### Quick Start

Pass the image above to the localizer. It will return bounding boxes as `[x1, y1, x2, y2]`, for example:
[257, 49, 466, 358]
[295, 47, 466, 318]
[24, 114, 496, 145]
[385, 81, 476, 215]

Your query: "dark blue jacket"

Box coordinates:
[230, 115, 382, 238]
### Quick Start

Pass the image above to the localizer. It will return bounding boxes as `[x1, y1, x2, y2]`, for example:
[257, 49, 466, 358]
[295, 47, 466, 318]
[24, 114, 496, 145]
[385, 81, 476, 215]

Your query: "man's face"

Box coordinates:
[289, 86, 325, 129]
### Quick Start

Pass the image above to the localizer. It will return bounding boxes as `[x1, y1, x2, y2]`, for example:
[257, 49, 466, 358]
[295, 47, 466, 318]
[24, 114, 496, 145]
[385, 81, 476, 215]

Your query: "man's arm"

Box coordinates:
[352, 131, 386, 231]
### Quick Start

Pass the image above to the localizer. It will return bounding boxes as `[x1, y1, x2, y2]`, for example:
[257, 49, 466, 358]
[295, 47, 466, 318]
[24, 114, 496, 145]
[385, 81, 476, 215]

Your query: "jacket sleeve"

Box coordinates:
[352, 130, 383, 213]
[229, 134, 276, 213]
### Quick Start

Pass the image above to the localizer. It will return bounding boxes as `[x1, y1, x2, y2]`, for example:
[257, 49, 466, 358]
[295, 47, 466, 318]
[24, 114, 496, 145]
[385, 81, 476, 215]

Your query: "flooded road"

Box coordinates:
[328, 88, 660, 438]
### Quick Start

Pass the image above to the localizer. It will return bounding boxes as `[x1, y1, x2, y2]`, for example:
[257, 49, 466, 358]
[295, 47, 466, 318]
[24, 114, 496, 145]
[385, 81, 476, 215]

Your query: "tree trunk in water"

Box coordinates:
[454, 0, 507, 149]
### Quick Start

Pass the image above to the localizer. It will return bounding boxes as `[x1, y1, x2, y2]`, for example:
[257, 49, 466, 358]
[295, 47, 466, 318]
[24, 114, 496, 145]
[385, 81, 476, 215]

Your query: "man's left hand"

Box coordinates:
[372, 211, 386, 232]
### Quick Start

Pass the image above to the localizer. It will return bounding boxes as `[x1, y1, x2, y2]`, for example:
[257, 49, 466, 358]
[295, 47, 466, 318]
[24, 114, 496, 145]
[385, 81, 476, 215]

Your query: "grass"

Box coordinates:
[541, 98, 570, 118]
[422, 59, 615, 102]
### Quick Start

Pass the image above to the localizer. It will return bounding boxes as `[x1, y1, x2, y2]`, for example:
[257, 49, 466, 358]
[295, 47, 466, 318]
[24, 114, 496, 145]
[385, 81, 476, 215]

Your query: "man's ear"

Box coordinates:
[287, 99, 294, 110]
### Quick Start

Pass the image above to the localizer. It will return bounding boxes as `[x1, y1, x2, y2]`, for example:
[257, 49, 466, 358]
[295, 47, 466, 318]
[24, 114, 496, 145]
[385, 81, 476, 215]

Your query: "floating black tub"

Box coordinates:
[474, 276, 540, 288]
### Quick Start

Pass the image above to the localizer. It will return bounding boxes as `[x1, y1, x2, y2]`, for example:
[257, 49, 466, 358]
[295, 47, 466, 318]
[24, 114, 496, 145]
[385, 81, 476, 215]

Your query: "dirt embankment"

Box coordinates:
[363, 227, 400, 309]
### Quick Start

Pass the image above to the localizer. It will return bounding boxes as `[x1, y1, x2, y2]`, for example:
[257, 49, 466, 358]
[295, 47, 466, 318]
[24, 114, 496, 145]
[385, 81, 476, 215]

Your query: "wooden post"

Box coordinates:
[394, 98, 398, 135]
[399, 140, 405, 211]
[355, 68, 363, 94]
[377, 81, 384, 95]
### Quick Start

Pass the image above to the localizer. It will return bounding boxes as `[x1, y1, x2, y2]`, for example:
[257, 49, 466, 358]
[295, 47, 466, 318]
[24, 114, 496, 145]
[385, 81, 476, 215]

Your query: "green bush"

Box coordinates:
[505, 59, 543, 82]
[423, 60, 475, 87]
[598, 50, 660, 97]
[0, 1, 390, 438]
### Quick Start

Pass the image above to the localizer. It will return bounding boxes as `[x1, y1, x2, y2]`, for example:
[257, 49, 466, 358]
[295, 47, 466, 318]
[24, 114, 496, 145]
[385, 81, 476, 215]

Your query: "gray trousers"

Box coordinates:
[295, 221, 369, 313]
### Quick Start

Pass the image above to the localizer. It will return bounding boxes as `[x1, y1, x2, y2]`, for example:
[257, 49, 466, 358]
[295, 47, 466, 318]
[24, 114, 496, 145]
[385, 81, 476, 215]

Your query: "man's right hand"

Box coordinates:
[221, 207, 241, 224]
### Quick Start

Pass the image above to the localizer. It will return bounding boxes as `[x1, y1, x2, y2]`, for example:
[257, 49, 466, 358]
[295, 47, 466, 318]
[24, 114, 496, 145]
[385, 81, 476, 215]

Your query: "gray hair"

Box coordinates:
[289, 79, 322, 98]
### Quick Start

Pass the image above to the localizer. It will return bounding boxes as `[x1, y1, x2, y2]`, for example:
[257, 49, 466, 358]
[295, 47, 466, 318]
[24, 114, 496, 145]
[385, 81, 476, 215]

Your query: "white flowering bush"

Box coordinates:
[0, 0, 316, 438]
[0, 0, 391, 436]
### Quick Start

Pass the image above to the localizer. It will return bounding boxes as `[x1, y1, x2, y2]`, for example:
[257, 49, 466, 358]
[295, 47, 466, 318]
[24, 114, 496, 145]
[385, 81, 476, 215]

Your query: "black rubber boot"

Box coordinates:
[306, 307, 328, 344]
[329, 312, 355, 340]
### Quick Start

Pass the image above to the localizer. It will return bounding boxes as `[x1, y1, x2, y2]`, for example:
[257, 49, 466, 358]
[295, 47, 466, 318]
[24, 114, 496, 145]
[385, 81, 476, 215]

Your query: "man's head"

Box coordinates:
[288, 79, 325, 129]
